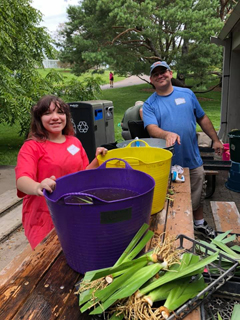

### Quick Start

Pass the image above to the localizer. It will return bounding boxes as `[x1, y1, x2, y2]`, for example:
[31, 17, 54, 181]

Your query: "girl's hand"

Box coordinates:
[36, 176, 56, 196]
[95, 147, 108, 157]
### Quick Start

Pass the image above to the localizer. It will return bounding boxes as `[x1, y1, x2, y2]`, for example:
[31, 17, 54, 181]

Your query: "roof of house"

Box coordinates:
[219, 2, 240, 40]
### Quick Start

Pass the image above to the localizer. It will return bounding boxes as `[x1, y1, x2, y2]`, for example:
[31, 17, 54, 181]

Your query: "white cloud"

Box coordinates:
[31, 0, 80, 33]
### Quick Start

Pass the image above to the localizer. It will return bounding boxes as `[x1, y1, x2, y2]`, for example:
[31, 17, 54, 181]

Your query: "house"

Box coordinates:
[42, 59, 61, 69]
[211, 2, 240, 142]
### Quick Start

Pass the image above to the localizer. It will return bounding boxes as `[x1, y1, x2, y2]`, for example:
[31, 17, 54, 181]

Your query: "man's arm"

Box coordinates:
[197, 115, 223, 155]
[146, 124, 181, 147]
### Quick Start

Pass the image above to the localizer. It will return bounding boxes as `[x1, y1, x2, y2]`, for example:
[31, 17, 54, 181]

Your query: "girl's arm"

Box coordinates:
[86, 147, 108, 169]
[17, 176, 56, 196]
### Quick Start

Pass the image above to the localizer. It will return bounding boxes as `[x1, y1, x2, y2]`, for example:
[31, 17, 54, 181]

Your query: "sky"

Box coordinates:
[31, 0, 80, 33]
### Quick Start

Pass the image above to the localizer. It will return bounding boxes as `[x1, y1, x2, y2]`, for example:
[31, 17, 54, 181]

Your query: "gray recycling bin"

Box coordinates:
[68, 100, 115, 161]
[103, 100, 115, 144]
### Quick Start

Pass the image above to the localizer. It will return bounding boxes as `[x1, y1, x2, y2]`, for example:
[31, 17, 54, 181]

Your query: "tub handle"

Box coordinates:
[126, 139, 151, 148]
[98, 158, 134, 170]
[58, 192, 107, 205]
[118, 157, 148, 166]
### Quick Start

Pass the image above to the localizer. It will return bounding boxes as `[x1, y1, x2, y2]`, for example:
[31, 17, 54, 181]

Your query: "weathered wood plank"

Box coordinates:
[149, 208, 167, 234]
[166, 168, 194, 247]
[170, 168, 191, 194]
[12, 253, 80, 320]
[211, 201, 240, 233]
[0, 169, 201, 320]
[0, 189, 21, 215]
[0, 229, 62, 320]
[204, 170, 218, 175]
[170, 169, 200, 320]
[183, 308, 201, 320]
[147, 169, 200, 320]
[146, 208, 167, 251]
[58, 283, 92, 320]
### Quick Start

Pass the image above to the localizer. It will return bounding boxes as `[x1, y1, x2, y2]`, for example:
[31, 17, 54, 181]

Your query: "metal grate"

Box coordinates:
[201, 296, 239, 320]
[166, 234, 239, 320]
[80, 234, 239, 320]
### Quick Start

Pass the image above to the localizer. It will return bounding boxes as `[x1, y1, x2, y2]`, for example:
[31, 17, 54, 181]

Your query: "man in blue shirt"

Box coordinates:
[143, 61, 223, 238]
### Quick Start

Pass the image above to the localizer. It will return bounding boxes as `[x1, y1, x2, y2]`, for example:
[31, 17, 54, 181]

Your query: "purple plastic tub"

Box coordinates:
[44, 159, 155, 274]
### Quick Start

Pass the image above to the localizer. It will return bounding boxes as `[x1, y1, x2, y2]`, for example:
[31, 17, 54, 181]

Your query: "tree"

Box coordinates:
[0, 0, 55, 134]
[0, 0, 101, 136]
[218, 0, 237, 20]
[58, 0, 237, 84]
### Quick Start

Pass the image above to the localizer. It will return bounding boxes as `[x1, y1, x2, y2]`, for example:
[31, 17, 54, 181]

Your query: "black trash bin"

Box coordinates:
[228, 130, 240, 162]
[68, 100, 115, 161]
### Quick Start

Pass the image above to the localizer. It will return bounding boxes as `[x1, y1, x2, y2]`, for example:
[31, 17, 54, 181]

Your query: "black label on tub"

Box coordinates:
[100, 207, 132, 224]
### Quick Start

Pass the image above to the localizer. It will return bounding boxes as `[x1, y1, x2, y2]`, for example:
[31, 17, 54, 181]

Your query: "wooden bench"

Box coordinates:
[200, 146, 230, 198]
[210, 201, 240, 299]
[0, 189, 21, 215]
[0, 169, 200, 320]
[211, 201, 240, 234]
[0, 189, 22, 242]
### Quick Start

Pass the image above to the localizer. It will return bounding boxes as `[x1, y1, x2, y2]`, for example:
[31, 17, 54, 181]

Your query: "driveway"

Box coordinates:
[100, 74, 150, 89]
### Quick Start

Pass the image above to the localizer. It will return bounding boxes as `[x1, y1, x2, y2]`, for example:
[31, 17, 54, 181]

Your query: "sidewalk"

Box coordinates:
[100, 74, 149, 89]
[0, 166, 28, 271]
[0, 165, 16, 194]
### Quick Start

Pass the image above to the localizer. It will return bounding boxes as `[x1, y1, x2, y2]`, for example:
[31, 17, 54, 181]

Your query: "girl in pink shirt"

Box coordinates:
[15, 95, 107, 249]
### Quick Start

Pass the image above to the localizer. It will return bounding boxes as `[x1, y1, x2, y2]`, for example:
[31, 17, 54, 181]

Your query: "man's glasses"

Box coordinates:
[151, 69, 168, 78]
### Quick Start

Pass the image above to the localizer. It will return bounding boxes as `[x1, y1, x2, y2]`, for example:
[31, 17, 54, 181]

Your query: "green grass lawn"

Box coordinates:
[98, 83, 222, 141]
[37, 68, 125, 84]
[0, 81, 222, 166]
[0, 123, 24, 166]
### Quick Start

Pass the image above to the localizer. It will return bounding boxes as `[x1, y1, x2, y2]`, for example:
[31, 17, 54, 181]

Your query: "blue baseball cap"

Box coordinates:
[150, 61, 171, 75]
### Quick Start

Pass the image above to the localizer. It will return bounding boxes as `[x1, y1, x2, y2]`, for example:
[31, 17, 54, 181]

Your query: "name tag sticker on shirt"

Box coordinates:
[67, 144, 80, 155]
[175, 98, 186, 105]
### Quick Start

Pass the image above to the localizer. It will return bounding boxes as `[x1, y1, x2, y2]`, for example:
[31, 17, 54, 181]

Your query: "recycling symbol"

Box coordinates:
[77, 121, 89, 133]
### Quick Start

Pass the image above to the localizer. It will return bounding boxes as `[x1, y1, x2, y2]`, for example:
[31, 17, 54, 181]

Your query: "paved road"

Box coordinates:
[100, 74, 150, 89]
[0, 165, 16, 194]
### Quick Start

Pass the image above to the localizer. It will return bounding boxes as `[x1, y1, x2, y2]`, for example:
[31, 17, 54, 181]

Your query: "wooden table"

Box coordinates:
[0, 169, 200, 320]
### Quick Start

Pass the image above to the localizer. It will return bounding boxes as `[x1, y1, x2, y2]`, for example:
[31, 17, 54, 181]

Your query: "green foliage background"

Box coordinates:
[58, 0, 225, 82]
[0, 80, 222, 165]
[0, 0, 226, 165]
[0, 1, 106, 137]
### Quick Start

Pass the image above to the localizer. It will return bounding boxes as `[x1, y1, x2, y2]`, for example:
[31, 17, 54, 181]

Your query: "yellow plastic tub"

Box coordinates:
[97, 140, 172, 214]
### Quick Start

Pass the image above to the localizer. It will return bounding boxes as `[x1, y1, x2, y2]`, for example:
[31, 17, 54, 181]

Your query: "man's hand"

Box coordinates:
[145, 124, 180, 147]
[212, 140, 224, 156]
[36, 176, 56, 196]
[165, 132, 181, 147]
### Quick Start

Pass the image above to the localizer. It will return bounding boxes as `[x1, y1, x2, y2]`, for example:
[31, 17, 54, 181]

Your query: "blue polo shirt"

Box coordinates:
[143, 86, 205, 169]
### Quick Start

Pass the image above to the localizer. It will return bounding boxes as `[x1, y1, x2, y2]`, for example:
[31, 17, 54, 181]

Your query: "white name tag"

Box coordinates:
[175, 98, 186, 105]
[67, 144, 80, 155]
